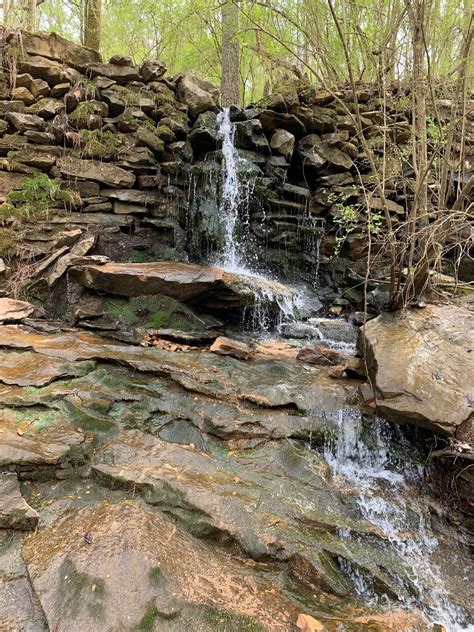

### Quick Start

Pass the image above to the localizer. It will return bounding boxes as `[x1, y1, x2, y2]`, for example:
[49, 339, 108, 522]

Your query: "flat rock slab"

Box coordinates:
[0, 474, 39, 530]
[363, 303, 474, 436]
[22, 500, 302, 631]
[0, 351, 95, 387]
[0, 407, 88, 478]
[0, 325, 356, 413]
[69, 261, 295, 309]
[57, 157, 136, 188]
[0, 298, 35, 323]
[91, 430, 404, 598]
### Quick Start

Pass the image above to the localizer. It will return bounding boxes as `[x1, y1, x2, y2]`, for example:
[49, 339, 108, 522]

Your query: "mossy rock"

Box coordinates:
[105, 295, 205, 331]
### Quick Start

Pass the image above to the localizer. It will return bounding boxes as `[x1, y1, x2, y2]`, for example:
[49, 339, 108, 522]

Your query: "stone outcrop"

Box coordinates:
[362, 302, 474, 437]
[0, 474, 39, 530]
[69, 261, 297, 310]
[0, 298, 35, 323]
[0, 28, 470, 315]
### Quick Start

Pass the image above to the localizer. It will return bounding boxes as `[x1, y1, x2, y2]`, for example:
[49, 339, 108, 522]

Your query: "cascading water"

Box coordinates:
[322, 410, 473, 631]
[215, 107, 303, 330]
[215, 107, 254, 273]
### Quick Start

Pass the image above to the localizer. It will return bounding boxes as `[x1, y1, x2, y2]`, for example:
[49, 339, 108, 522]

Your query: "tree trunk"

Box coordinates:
[221, 0, 240, 106]
[25, 0, 37, 30]
[405, 0, 432, 300]
[464, 0, 473, 91]
[83, 0, 101, 51]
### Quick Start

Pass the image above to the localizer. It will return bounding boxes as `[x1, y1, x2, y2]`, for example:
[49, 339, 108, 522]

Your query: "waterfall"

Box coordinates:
[216, 108, 257, 275]
[323, 411, 473, 631]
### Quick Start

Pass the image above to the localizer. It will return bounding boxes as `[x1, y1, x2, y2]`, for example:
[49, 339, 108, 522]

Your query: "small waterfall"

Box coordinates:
[323, 411, 473, 631]
[216, 107, 255, 273]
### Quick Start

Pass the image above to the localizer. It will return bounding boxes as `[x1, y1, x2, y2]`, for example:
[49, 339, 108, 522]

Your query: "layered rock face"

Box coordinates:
[0, 29, 472, 304]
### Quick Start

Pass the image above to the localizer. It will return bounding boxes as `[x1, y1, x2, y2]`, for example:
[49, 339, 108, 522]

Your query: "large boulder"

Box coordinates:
[177, 74, 219, 118]
[22, 500, 302, 631]
[362, 302, 474, 437]
[57, 157, 136, 187]
[7, 30, 101, 71]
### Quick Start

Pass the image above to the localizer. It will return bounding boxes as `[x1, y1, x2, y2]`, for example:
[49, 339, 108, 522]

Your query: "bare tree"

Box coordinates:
[83, 0, 101, 51]
[221, 0, 240, 106]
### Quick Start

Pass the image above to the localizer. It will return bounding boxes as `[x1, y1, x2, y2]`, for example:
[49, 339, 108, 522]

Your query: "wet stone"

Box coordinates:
[0, 474, 39, 530]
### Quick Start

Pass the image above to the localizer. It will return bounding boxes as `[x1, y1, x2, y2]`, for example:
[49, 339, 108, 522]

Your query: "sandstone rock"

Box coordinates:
[0, 407, 88, 479]
[18, 55, 79, 86]
[23, 130, 56, 144]
[235, 119, 270, 153]
[177, 74, 219, 118]
[0, 299, 35, 323]
[270, 128, 295, 160]
[87, 62, 140, 84]
[366, 196, 405, 215]
[260, 110, 306, 136]
[299, 134, 353, 170]
[210, 336, 254, 359]
[363, 303, 474, 436]
[29, 78, 50, 98]
[296, 613, 325, 632]
[11, 87, 35, 105]
[139, 59, 167, 82]
[6, 112, 45, 133]
[0, 474, 39, 530]
[307, 317, 358, 345]
[136, 127, 165, 155]
[90, 429, 404, 598]
[22, 500, 300, 631]
[0, 350, 95, 387]
[188, 110, 219, 153]
[50, 82, 70, 98]
[100, 188, 161, 204]
[69, 262, 298, 313]
[57, 157, 136, 187]
[297, 346, 346, 366]
[8, 30, 101, 71]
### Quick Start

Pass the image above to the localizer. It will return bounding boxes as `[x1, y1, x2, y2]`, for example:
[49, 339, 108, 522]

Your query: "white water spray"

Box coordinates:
[323, 410, 473, 631]
[216, 107, 249, 272]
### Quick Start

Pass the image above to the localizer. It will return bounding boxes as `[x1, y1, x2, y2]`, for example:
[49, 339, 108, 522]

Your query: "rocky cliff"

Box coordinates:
[0, 29, 472, 315]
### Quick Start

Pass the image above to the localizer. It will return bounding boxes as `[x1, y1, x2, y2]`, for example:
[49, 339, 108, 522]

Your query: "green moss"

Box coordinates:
[155, 124, 174, 143]
[130, 250, 153, 263]
[80, 129, 123, 158]
[113, 84, 140, 105]
[57, 559, 106, 620]
[106, 296, 203, 332]
[202, 605, 265, 631]
[148, 566, 162, 586]
[135, 601, 159, 631]
[0, 227, 18, 256]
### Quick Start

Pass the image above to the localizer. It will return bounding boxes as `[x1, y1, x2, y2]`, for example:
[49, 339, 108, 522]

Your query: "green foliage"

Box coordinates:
[426, 115, 447, 147]
[1, 174, 76, 222]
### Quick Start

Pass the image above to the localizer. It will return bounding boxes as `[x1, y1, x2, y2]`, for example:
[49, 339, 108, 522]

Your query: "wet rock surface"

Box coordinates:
[362, 302, 474, 437]
[0, 474, 39, 530]
[0, 320, 472, 631]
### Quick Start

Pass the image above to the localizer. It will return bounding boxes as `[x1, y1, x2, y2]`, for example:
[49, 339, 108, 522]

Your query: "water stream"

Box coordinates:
[322, 410, 473, 631]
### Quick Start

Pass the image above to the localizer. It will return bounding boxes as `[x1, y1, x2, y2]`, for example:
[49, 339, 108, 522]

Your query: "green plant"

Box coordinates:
[2, 174, 76, 222]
